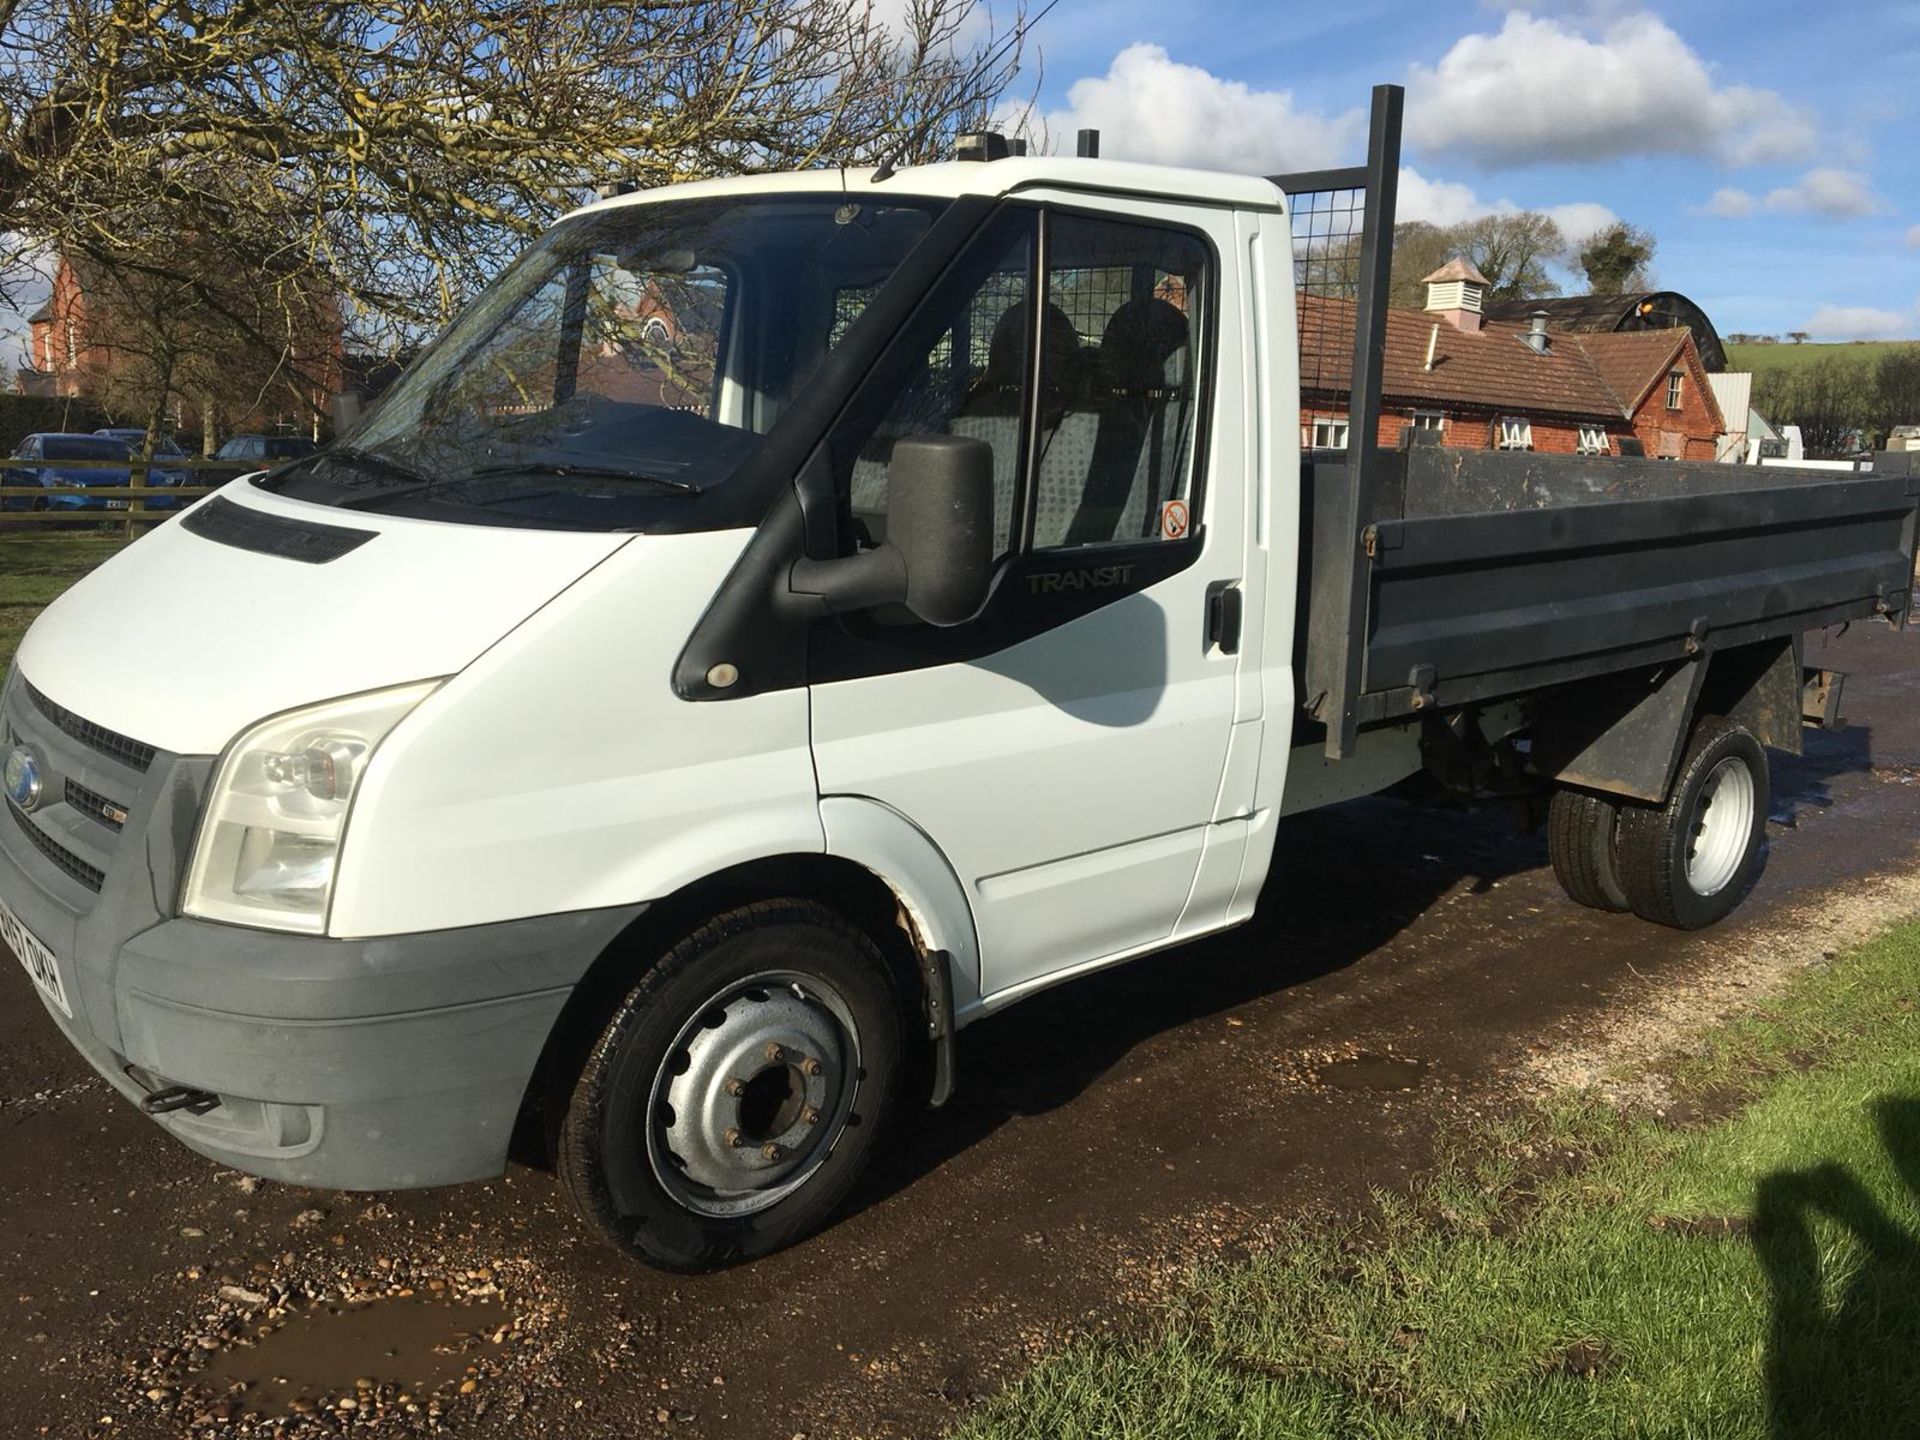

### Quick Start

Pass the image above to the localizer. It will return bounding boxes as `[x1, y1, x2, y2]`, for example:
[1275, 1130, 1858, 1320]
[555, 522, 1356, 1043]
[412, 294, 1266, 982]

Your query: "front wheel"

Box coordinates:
[1615, 716, 1769, 930]
[557, 900, 902, 1271]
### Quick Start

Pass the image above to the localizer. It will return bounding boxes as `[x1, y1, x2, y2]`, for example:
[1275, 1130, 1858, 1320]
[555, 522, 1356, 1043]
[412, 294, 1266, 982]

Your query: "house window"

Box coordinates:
[1576, 425, 1609, 455]
[1309, 416, 1350, 450]
[1666, 371, 1684, 410]
[1410, 410, 1446, 435]
[1495, 416, 1533, 450]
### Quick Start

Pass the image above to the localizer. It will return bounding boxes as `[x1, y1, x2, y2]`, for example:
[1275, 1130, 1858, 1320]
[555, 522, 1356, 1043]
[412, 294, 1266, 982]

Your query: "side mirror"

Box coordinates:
[791, 434, 995, 626]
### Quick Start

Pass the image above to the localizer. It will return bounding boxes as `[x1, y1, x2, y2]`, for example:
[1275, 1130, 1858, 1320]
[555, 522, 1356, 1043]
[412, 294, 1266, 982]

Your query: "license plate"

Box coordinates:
[104, 500, 129, 510]
[0, 893, 70, 1018]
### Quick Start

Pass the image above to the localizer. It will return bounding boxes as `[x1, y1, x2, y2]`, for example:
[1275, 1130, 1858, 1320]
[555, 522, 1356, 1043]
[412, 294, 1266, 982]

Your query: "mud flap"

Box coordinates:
[1529, 658, 1708, 803]
[920, 948, 957, 1107]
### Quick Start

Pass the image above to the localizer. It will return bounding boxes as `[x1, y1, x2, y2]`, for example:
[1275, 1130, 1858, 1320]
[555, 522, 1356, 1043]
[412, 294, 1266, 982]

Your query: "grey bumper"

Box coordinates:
[1, 669, 643, 1189]
[92, 908, 641, 1188]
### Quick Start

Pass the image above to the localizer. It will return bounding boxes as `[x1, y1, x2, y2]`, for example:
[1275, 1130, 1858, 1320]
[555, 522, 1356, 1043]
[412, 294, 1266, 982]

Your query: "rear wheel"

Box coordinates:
[1547, 788, 1629, 912]
[557, 900, 902, 1271]
[1615, 717, 1768, 930]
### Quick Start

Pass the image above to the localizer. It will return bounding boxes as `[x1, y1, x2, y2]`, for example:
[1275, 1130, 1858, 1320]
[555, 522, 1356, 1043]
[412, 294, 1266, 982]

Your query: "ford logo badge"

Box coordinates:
[3, 747, 40, 812]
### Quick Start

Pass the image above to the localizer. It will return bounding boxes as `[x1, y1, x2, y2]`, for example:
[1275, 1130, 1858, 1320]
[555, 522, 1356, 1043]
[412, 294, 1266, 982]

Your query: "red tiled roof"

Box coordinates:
[1297, 293, 1711, 424]
[1576, 329, 1685, 412]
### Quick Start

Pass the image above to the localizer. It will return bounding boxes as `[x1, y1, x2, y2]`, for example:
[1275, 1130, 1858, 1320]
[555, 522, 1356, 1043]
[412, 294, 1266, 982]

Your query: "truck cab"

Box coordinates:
[2, 95, 1913, 1270]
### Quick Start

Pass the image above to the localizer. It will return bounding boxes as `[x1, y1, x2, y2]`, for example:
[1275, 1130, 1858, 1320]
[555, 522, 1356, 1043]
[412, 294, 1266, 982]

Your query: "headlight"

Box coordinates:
[183, 681, 440, 933]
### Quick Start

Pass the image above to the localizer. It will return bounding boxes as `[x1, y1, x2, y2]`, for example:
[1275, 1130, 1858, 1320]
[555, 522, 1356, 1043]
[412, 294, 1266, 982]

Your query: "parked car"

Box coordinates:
[1, 433, 133, 515]
[213, 433, 317, 465]
[93, 428, 192, 508]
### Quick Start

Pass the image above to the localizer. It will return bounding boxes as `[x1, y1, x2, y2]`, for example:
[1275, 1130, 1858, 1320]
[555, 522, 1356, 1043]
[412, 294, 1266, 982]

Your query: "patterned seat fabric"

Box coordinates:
[1043, 297, 1193, 549]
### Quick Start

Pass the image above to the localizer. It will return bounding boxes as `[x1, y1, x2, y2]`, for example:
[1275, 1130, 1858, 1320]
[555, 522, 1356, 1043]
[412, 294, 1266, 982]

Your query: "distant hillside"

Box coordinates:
[1726, 340, 1915, 375]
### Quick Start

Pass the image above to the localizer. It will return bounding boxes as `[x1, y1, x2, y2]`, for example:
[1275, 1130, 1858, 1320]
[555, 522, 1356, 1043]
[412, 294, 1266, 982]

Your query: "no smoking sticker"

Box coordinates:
[1159, 499, 1190, 541]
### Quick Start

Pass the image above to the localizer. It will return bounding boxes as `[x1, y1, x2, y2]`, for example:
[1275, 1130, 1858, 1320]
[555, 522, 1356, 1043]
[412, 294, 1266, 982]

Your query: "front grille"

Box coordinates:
[8, 801, 105, 892]
[64, 778, 127, 831]
[23, 681, 156, 773]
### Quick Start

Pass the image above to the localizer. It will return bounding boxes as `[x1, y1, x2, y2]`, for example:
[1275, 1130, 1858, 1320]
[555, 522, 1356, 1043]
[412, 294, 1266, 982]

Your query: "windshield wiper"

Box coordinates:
[298, 447, 447, 508]
[469, 460, 702, 495]
[320, 446, 428, 485]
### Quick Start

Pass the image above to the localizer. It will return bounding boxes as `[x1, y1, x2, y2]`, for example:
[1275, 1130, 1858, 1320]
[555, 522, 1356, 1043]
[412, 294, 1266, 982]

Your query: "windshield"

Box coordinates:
[265, 194, 944, 531]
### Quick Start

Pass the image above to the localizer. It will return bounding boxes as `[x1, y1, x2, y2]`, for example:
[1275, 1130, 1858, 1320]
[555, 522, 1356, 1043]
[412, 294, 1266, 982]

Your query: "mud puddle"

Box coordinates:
[198, 1294, 506, 1417]
[1320, 1053, 1429, 1091]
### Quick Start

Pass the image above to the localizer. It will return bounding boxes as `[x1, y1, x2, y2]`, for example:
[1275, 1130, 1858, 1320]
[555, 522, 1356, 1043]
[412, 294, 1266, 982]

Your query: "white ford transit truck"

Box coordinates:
[2, 87, 1914, 1269]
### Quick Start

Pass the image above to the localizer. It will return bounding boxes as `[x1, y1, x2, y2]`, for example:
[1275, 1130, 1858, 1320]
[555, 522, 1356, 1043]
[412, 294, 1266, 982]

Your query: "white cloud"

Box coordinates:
[1032, 50, 1614, 240]
[1763, 168, 1881, 217]
[1544, 201, 1619, 247]
[1396, 168, 1493, 228]
[1033, 44, 1365, 174]
[1406, 12, 1816, 167]
[1909, 223, 1920, 248]
[1396, 167, 1615, 244]
[1701, 187, 1758, 219]
[1700, 169, 1881, 220]
[1803, 299, 1920, 341]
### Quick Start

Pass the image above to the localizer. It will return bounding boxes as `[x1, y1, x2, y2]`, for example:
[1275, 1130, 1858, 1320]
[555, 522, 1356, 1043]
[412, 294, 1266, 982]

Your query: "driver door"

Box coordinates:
[808, 198, 1250, 1000]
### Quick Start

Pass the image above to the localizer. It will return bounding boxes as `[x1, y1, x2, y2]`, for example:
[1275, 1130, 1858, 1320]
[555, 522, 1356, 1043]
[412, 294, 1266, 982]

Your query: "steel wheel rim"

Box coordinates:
[1687, 756, 1755, 897]
[644, 969, 861, 1219]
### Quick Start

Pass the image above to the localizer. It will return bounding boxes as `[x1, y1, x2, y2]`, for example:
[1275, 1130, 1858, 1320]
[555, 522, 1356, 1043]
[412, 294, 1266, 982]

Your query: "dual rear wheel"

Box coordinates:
[1548, 716, 1769, 930]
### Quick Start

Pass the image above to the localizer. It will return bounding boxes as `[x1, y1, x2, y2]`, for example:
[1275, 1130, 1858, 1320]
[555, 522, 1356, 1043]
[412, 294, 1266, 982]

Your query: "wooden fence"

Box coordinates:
[0, 457, 261, 538]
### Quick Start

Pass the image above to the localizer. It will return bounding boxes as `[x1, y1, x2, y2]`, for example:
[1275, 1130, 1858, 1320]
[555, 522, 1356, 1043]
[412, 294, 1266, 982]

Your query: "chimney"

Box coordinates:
[1422, 258, 1489, 333]
[1525, 311, 1551, 354]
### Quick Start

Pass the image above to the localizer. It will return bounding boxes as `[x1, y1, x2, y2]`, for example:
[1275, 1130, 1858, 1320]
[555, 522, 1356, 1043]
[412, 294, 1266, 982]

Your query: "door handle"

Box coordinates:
[1206, 581, 1242, 655]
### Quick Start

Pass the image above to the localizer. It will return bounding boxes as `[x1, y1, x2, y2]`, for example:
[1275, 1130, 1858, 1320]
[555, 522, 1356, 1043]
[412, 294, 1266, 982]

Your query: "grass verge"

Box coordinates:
[956, 921, 1920, 1438]
[0, 534, 129, 670]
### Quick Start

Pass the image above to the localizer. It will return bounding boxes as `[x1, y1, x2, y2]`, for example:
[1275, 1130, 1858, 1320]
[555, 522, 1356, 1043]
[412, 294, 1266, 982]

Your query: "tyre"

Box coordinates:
[1547, 787, 1629, 913]
[1615, 716, 1769, 930]
[557, 900, 903, 1271]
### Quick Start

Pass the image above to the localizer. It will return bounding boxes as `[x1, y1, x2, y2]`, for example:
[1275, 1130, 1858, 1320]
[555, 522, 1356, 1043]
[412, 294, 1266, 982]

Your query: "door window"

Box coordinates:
[843, 212, 1034, 558]
[1029, 215, 1208, 550]
[836, 206, 1211, 564]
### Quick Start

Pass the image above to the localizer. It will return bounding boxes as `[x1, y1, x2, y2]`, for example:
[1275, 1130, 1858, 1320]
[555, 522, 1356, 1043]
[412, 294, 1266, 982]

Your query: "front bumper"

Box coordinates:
[1, 669, 643, 1189]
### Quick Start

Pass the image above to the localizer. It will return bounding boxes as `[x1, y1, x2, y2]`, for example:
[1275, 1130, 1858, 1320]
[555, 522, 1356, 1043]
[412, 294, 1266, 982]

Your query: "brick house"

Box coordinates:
[1299, 260, 1725, 460]
[15, 252, 343, 441]
[18, 256, 98, 400]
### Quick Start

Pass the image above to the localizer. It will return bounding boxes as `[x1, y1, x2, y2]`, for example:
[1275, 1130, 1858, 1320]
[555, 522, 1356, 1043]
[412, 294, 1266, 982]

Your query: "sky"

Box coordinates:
[1003, 0, 1920, 340]
[3, 2, 1912, 363]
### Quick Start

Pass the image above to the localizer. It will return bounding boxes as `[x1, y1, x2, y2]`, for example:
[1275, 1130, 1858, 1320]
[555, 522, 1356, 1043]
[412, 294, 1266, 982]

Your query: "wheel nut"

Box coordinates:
[764, 1042, 786, 1063]
[723, 1077, 745, 1097]
[762, 1143, 784, 1162]
[724, 1128, 744, 1148]
[802, 1106, 820, 1126]
[802, 1057, 822, 1077]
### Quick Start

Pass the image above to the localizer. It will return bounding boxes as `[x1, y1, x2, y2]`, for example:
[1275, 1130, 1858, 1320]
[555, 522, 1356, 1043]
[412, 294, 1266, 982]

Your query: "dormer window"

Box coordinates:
[1666, 371, 1684, 410]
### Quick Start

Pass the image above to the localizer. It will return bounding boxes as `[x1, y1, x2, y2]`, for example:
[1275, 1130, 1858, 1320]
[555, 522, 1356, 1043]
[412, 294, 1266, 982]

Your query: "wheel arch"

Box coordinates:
[514, 822, 979, 1164]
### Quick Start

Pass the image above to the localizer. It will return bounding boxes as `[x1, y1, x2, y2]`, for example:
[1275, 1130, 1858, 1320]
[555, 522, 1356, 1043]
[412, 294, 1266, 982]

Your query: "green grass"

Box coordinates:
[956, 925, 1920, 1439]
[0, 535, 129, 670]
[1726, 340, 1912, 376]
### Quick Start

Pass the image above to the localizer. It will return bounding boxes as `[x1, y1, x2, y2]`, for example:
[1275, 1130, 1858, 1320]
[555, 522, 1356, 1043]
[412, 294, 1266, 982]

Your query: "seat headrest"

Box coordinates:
[1101, 297, 1190, 391]
[986, 300, 1082, 389]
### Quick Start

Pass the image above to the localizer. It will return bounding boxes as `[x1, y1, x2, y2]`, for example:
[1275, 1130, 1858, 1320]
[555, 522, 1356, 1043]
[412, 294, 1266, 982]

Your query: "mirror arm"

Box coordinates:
[789, 547, 908, 615]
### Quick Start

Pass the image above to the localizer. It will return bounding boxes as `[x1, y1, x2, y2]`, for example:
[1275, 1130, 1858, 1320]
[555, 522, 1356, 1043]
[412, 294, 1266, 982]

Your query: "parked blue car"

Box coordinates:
[94, 427, 193, 509]
[2, 433, 135, 515]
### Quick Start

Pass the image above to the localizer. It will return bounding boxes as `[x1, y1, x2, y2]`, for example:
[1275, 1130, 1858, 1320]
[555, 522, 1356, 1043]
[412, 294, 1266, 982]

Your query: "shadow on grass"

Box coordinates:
[1758, 1096, 1920, 1438]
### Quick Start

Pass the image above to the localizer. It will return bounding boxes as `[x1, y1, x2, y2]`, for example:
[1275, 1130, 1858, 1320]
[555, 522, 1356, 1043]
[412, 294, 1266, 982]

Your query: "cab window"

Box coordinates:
[836, 206, 1211, 565]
